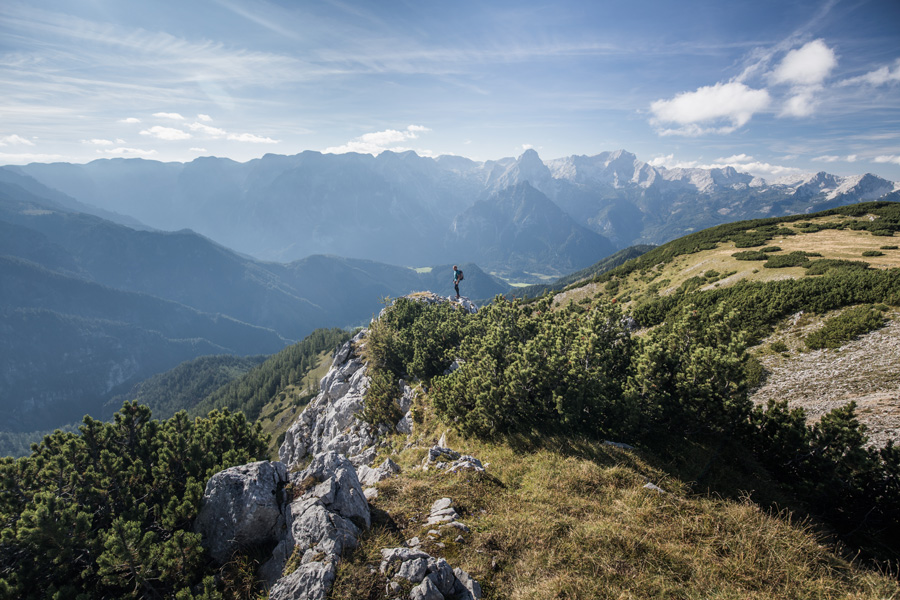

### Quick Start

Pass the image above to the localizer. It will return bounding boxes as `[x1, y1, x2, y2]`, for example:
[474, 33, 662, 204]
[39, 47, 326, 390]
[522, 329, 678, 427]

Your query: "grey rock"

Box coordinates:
[396, 411, 414, 435]
[193, 461, 287, 564]
[431, 497, 453, 512]
[358, 457, 401, 487]
[364, 487, 379, 501]
[410, 575, 444, 600]
[397, 557, 429, 584]
[380, 547, 431, 574]
[268, 559, 336, 600]
[604, 440, 635, 450]
[427, 558, 456, 596]
[643, 482, 667, 494]
[263, 451, 371, 597]
[279, 337, 380, 470]
[453, 566, 483, 599]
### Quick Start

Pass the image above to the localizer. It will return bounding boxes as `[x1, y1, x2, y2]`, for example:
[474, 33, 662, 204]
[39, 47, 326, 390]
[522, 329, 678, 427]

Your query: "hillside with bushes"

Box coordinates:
[3, 202, 899, 598]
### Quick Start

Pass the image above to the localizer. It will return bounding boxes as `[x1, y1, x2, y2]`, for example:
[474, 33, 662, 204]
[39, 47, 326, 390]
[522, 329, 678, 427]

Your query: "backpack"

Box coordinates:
[457, 269, 464, 281]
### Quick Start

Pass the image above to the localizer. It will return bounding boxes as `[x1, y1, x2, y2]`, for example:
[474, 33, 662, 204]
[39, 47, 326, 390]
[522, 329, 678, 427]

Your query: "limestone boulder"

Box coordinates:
[193, 461, 288, 564]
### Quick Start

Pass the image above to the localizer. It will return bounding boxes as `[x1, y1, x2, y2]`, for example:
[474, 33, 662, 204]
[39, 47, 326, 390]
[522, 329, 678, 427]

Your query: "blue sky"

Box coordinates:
[2, 0, 899, 181]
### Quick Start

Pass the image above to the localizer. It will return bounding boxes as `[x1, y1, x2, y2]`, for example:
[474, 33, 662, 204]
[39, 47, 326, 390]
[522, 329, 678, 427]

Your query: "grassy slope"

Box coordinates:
[553, 212, 900, 309]
[544, 205, 900, 447]
[329, 206, 900, 598]
[333, 413, 899, 600]
[255, 348, 335, 459]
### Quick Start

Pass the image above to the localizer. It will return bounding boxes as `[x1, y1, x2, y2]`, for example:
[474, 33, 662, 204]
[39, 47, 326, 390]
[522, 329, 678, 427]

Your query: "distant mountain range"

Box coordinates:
[0, 171, 507, 436]
[8, 149, 898, 278]
[1, 147, 898, 444]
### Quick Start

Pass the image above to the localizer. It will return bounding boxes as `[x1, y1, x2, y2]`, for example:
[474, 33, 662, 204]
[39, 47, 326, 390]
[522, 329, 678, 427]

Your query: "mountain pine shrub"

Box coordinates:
[805, 304, 887, 349]
[0, 402, 268, 599]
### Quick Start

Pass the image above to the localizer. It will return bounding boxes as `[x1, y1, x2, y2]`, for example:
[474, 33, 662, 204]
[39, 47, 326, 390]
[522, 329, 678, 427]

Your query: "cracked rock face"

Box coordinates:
[279, 332, 381, 469]
[194, 461, 288, 564]
[263, 451, 372, 596]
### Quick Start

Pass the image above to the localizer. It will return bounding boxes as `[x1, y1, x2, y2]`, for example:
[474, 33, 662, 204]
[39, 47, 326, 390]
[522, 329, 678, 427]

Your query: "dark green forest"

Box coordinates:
[106, 355, 269, 420]
[188, 328, 351, 422]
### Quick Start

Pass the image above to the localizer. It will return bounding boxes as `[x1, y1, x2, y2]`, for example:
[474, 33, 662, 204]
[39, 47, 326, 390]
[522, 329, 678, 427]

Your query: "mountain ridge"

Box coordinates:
[9, 150, 896, 270]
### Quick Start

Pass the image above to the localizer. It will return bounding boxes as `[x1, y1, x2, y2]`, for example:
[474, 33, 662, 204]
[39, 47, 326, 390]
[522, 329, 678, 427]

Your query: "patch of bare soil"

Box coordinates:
[751, 314, 900, 448]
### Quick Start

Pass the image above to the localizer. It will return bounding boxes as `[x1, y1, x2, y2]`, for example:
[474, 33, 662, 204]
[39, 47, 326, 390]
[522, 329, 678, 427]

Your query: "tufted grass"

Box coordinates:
[330, 418, 900, 600]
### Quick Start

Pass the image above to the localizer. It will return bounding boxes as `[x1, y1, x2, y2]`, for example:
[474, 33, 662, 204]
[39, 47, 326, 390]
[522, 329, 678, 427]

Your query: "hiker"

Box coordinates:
[453, 265, 463, 299]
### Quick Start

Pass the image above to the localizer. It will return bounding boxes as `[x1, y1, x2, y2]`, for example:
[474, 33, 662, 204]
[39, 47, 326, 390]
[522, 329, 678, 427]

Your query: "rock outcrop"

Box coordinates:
[266, 452, 370, 599]
[279, 331, 379, 468]
[380, 547, 482, 600]
[194, 461, 288, 563]
[195, 292, 483, 599]
[422, 446, 486, 474]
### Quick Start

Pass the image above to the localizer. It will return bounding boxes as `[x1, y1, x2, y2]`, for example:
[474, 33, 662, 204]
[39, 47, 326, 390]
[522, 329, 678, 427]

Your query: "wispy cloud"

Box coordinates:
[0, 134, 35, 146]
[189, 122, 227, 137]
[874, 155, 900, 166]
[101, 147, 159, 157]
[813, 154, 858, 163]
[324, 125, 431, 155]
[838, 59, 900, 87]
[153, 112, 185, 120]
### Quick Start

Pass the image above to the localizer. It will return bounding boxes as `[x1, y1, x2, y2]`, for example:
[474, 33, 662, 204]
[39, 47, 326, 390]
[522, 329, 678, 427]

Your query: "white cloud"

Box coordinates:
[0, 134, 35, 146]
[227, 132, 278, 144]
[153, 112, 185, 120]
[838, 59, 900, 87]
[780, 87, 820, 117]
[189, 122, 227, 137]
[648, 154, 698, 169]
[139, 126, 191, 141]
[82, 138, 115, 146]
[190, 147, 208, 153]
[648, 153, 801, 179]
[874, 155, 900, 166]
[102, 147, 158, 157]
[770, 39, 837, 86]
[119, 117, 141, 124]
[324, 125, 430, 155]
[197, 114, 213, 122]
[522, 144, 534, 150]
[650, 82, 770, 136]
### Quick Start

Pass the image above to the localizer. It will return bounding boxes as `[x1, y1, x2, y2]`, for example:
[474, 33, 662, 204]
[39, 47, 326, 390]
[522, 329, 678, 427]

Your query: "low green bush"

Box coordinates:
[805, 304, 886, 349]
[733, 250, 769, 261]
[764, 252, 811, 268]
[862, 250, 884, 257]
[804, 259, 870, 276]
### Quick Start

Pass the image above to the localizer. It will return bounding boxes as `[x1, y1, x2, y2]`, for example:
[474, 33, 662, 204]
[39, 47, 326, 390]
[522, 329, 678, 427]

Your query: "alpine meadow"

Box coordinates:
[3, 1, 900, 599]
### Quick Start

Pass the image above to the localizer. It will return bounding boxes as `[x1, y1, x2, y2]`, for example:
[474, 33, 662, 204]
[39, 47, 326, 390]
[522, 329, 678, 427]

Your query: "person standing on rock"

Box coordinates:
[453, 265, 463, 299]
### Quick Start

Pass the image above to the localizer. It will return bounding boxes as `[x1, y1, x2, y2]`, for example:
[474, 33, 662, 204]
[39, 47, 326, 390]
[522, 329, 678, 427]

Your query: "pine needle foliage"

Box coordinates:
[0, 402, 268, 599]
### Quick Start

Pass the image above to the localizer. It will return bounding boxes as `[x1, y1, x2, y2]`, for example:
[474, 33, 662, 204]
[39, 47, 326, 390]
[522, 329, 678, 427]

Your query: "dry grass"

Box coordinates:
[332, 422, 900, 600]
[553, 217, 900, 310]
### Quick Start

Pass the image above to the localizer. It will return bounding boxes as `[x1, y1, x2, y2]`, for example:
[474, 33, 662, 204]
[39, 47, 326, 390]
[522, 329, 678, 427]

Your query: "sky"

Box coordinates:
[1, 0, 899, 181]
